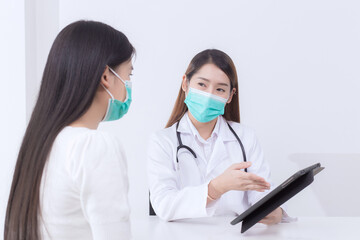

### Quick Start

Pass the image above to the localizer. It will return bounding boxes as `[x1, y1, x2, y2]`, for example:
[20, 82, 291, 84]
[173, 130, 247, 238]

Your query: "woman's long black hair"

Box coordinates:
[4, 20, 135, 240]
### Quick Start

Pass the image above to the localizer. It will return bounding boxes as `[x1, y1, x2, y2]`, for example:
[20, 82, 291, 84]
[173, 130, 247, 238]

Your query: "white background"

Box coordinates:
[1, 0, 360, 235]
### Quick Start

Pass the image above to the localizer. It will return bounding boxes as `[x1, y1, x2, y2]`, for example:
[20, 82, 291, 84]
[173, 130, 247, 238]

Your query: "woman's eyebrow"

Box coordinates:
[197, 77, 210, 82]
[198, 77, 229, 87]
[218, 82, 229, 87]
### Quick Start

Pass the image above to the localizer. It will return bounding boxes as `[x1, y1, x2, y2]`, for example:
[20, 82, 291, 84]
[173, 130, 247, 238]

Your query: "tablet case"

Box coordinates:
[230, 162, 324, 233]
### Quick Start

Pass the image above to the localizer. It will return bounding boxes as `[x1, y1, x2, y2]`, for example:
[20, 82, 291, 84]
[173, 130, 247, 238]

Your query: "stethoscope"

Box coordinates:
[175, 121, 248, 173]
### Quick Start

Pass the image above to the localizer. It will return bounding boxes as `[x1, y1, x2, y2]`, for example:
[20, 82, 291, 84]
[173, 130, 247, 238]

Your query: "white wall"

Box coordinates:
[58, 0, 360, 217]
[0, 0, 27, 234]
[25, 0, 59, 120]
[0, 0, 59, 236]
[1, 1, 359, 232]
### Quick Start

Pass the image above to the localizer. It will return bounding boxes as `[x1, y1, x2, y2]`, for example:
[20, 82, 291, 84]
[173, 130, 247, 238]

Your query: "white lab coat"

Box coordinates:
[147, 113, 274, 221]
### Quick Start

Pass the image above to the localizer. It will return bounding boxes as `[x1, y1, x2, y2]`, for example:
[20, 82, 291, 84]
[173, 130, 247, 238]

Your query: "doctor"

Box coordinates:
[147, 49, 284, 224]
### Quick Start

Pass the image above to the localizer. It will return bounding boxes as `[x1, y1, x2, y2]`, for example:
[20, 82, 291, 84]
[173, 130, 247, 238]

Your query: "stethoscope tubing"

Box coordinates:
[175, 120, 248, 173]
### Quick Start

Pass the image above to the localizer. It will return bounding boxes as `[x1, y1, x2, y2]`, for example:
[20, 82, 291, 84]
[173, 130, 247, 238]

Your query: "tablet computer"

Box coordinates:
[230, 162, 324, 233]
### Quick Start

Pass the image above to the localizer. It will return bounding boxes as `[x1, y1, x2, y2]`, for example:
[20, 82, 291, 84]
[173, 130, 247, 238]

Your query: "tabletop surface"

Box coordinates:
[130, 216, 360, 240]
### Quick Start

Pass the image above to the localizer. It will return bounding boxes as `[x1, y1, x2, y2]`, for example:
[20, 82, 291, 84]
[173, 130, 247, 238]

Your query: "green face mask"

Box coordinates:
[184, 87, 228, 123]
[102, 67, 132, 121]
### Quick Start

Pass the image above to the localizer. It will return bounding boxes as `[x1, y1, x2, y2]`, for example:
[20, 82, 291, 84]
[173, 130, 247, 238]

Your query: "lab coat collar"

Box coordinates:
[217, 116, 239, 142]
[176, 112, 238, 175]
[176, 112, 192, 134]
[186, 113, 220, 143]
[176, 112, 238, 142]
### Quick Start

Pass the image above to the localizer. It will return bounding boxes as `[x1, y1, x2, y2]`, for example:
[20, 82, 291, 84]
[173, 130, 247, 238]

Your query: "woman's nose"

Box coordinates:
[206, 86, 216, 95]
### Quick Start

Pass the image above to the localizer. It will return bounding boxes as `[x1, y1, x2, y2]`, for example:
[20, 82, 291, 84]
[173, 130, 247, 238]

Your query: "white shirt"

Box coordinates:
[186, 114, 219, 161]
[39, 126, 130, 240]
[147, 113, 275, 221]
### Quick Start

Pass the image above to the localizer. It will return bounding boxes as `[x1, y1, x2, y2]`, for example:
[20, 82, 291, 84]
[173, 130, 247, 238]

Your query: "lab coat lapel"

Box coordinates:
[189, 138, 207, 169]
[177, 114, 207, 176]
[206, 116, 238, 176]
[206, 136, 228, 176]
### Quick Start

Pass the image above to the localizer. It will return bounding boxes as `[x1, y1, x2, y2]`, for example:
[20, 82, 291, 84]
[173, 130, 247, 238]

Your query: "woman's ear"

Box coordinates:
[227, 88, 236, 104]
[100, 66, 111, 89]
[181, 75, 188, 93]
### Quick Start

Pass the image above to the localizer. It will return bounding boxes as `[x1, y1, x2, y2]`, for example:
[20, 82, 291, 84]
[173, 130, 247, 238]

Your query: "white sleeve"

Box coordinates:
[70, 132, 131, 240]
[147, 133, 214, 221]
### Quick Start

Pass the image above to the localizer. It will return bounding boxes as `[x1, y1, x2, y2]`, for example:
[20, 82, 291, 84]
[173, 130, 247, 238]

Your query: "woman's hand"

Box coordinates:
[208, 162, 270, 200]
[258, 207, 283, 225]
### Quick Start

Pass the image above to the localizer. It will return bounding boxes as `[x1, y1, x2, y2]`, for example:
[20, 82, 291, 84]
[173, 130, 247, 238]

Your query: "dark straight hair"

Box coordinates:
[4, 20, 135, 240]
[166, 49, 240, 128]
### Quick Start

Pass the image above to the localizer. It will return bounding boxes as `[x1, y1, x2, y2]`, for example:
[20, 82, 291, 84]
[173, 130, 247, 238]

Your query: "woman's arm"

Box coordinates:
[72, 132, 131, 239]
[206, 162, 270, 205]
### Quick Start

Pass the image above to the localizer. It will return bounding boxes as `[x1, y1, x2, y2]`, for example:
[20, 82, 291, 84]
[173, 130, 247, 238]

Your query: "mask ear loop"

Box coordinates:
[100, 83, 114, 121]
[108, 66, 126, 84]
[107, 66, 129, 102]
[101, 83, 115, 101]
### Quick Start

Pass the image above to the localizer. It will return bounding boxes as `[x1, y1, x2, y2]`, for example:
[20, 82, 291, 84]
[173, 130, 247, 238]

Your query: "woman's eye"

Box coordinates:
[217, 88, 225, 92]
[198, 83, 206, 87]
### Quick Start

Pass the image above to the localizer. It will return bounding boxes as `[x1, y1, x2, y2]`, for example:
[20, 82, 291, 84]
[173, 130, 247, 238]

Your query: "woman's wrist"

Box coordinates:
[208, 179, 224, 200]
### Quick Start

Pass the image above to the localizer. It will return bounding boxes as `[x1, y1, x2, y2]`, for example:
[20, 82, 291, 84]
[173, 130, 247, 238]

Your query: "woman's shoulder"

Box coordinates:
[150, 123, 177, 143]
[224, 119, 264, 153]
[58, 126, 118, 149]
[55, 127, 124, 169]
[226, 120, 257, 137]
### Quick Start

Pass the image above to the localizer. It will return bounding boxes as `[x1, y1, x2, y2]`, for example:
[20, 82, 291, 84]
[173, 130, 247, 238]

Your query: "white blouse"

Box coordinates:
[39, 126, 130, 240]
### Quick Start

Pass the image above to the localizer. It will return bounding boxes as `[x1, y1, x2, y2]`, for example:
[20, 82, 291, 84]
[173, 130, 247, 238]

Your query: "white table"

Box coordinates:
[131, 216, 360, 240]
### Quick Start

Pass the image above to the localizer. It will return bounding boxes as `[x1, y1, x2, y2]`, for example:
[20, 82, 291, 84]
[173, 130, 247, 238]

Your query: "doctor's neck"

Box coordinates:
[188, 112, 217, 140]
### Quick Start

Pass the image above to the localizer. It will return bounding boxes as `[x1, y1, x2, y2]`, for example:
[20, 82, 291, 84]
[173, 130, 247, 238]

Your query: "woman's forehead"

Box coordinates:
[193, 64, 230, 85]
